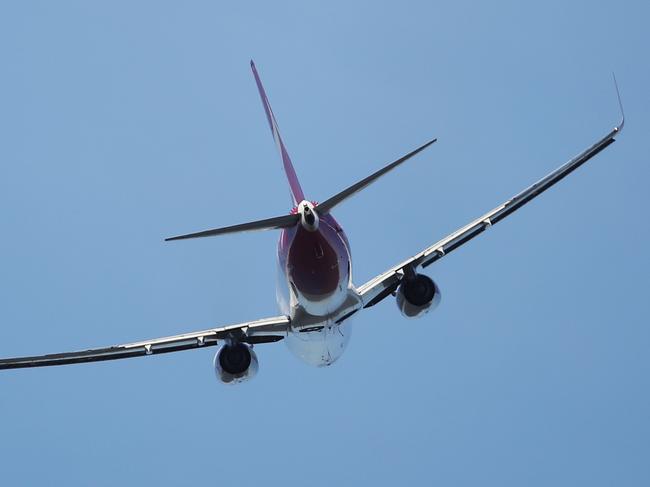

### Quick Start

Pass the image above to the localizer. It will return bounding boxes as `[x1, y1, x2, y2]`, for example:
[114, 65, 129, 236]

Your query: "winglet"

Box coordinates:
[613, 72, 625, 132]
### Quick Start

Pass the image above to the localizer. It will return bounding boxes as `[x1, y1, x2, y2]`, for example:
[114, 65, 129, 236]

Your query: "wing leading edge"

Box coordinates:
[358, 96, 624, 308]
[0, 316, 290, 369]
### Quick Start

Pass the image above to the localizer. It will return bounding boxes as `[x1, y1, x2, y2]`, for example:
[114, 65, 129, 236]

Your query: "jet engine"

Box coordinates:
[396, 273, 441, 318]
[213, 343, 259, 384]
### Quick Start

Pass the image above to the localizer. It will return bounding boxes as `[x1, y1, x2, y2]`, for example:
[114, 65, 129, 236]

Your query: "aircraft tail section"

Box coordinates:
[251, 60, 305, 206]
[165, 213, 299, 241]
[165, 137, 436, 242]
[165, 63, 437, 244]
[316, 137, 437, 215]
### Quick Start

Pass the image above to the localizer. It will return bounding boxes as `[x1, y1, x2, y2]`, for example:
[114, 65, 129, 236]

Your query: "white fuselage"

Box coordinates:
[276, 204, 361, 366]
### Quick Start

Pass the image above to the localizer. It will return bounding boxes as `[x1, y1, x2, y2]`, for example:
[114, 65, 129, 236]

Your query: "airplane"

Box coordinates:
[0, 62, 625, 383]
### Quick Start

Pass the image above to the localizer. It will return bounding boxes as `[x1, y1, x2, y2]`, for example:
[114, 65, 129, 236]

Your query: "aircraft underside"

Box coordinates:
[0, 62, 624, 385]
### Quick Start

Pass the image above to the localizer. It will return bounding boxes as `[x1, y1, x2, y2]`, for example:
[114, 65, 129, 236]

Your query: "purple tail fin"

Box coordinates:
[251, 61, 305, 206]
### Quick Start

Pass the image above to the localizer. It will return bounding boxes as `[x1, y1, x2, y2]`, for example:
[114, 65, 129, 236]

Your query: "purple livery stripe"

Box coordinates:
[251, 60, 305, 206]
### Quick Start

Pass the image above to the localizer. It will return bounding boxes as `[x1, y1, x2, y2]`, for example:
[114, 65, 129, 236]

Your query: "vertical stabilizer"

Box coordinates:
[251, 61, 305, 206]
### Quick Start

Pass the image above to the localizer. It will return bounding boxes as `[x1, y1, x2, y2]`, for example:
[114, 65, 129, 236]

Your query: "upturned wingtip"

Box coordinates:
[612, 72, 625, 132]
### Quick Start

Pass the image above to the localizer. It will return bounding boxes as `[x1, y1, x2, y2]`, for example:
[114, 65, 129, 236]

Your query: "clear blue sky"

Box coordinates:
[1, 1, 648, 485]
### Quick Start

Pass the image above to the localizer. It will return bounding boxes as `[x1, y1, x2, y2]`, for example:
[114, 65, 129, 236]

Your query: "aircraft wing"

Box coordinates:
[357, 111, 624, 308]
[0, 315, 290, 369]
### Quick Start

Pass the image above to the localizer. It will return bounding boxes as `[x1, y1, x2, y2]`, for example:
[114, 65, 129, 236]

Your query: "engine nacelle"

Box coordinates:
[396, 273, 441, 318]
[213, 343, 259, 384]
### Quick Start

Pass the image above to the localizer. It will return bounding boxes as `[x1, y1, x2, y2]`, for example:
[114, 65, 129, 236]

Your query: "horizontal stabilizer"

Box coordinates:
[165, 213, 299, 241]
[166, 137, 436, 241]
[317, 137, 437, 214]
